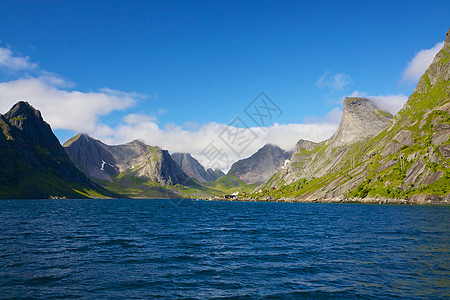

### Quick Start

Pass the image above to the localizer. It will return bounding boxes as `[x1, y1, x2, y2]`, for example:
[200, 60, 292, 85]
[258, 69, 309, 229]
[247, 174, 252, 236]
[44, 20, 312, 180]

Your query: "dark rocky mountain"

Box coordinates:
[228, 144, 292, 185]
[0, 102, 115, 199]
[64, 134, 188, 187]
[171, 152, 220, 182]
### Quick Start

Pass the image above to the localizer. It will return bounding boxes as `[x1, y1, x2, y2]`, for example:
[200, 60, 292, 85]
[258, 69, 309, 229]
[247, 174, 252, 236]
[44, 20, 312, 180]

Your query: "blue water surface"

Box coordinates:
[0, 199, 449, 299]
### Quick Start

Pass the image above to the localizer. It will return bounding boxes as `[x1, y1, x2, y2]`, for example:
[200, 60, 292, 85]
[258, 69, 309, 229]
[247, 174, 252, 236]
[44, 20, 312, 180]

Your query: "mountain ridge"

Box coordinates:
[64, 134, 189, 187]
[256, 27, 450, 204]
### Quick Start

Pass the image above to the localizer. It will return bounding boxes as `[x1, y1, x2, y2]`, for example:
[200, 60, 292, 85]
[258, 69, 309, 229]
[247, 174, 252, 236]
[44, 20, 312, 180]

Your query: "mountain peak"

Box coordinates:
[328, 97, 392, 147]
[4, 101, 59, 146]
[343, 97, 370, 107]
[228, 144, 291, 184]
[171, 152, 216, 182]
[63, 133, 94, 147]
[6, 101, 42, 121]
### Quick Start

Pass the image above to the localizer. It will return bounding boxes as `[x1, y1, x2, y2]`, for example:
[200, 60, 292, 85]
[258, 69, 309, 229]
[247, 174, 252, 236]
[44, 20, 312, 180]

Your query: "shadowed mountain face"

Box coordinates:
[0, 102, 111, 199]
[228, 144, 292, 185]
[171, 153, 223, 182]
[64, 134, 188, 186]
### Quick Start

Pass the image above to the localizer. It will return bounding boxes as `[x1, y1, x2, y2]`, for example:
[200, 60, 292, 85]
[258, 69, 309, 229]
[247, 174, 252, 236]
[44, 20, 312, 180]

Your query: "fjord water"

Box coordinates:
[0, 200, 448, 299]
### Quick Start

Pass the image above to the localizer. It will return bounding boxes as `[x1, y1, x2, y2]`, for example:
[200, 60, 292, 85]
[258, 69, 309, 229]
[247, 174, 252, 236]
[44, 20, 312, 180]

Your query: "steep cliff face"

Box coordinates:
[172, 153, 219, 182]
[64, 135, 188, 187]
[261, 28, 450, 203]
[328, 97, 393, 147]
[0, 102, 113, 199]
[228, 144, 291, 185]
[272, 97, 393, 186]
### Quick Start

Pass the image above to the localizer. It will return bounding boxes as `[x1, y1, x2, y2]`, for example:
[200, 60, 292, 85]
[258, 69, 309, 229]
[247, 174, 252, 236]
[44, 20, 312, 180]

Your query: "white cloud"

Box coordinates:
[0, 46, 339, 172]
[0, 47, 147, 137]
[0, 76, 143, 135]
[348, 90, 408, 115]
[0, 47, 38, 71]
[96, 114, 338, 171]
[401, 41, 444, 84]
[368, 94, 408, 115]
[316, 72, 353, 91]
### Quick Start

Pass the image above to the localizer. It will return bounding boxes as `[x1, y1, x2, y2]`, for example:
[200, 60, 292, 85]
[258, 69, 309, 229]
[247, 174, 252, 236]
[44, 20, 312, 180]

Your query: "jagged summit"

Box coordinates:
[64, 133, 188, 186]
[6, 101, 39, 116]
[228, 144, 291, 185]
[171, 152, 220, 182]
[4, 101, 56, 144]
[328, 97, 393, 147]
[0, 101, 112, 199]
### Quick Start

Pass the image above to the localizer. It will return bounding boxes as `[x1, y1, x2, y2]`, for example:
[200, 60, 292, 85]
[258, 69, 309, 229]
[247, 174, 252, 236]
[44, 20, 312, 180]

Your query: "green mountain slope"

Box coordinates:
[0, 102, 118, 199]
[255, 27, 450, 204]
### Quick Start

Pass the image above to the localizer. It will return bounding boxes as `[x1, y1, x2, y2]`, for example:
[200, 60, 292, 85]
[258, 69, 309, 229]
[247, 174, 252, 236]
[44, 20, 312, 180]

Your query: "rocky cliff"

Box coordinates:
[259, 27, 450, 204]
[64, 134, 188, 187]
[228, 144, 291, 185]
[0, 102, 115, 199]
[272, 97, 393, 186]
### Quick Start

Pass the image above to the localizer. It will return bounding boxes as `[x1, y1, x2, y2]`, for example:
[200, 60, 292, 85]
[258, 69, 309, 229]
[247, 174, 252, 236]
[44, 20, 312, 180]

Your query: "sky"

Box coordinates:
[0, 0, 449, 170]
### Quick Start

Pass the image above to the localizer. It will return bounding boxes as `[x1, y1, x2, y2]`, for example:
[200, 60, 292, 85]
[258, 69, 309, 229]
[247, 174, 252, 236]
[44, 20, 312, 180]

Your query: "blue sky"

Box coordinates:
[0, 0, 449, 169]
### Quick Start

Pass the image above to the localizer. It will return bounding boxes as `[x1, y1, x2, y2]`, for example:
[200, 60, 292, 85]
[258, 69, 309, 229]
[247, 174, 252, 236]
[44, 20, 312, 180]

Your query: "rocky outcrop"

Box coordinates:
[0, 102, 113, 199]
[273, 97, 393, 186]
[328, 97, 393, 148]
[228, 144, 291, 185]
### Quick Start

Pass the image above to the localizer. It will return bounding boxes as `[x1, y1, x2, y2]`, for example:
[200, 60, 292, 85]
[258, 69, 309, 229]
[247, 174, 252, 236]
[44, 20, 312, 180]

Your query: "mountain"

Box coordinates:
[206, 168, 225, 181]
[64, 134, 189, 188]
[171, 152, 222, 182]
[228, 144, 292, 185]
[259, 27, 450, 204]
[272, 97, 393, 185]
[64, 134, 242, 198]
[0, 102, 115, 199]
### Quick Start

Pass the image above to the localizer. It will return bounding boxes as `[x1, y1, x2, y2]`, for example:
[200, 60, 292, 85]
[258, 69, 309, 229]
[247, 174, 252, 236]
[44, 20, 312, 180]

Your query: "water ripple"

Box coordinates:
[0, 199, 448, 299]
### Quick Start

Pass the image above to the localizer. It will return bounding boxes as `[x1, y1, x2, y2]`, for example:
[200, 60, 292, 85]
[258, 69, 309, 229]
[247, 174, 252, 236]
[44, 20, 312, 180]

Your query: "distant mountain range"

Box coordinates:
[1, 27, 448, 203]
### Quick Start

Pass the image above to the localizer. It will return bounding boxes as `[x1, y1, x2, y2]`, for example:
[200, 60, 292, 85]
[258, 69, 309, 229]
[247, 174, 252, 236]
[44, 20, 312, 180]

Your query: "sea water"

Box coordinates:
[0, 199, 448, 299]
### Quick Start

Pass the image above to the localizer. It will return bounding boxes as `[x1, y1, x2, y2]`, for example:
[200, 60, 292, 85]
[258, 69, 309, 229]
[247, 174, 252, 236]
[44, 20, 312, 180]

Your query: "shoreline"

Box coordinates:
[208, 195, 450, 205]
